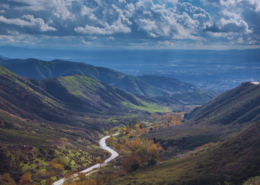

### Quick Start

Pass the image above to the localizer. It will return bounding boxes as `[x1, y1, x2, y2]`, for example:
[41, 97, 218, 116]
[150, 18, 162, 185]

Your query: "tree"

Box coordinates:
[96, 158, 105, 170]
[153, 123, 159, 129]
[65, 172, 75, 181]
[120, 128, 126, 136]
[130, 162, 140, 171]
[134, 124, 140, 130]
[130, 140, 141, 151]
[109, 128, 114, 135]
[45, 178, 53, 185]
[77, 172, 86, 181]
[9, 178, 16, 185]
[115, 144, 122, 151]
[19, 172, 32, 185]
[2, 173, 11, 182]
[148, 158, 157, 167]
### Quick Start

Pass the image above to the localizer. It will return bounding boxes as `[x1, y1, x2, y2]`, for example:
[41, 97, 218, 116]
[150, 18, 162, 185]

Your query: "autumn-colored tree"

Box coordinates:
[163, 121, 168, 128]
[125, 125, 131, 134]
[106, 137, 114, 146]
[122, 152, 141, 171]
[96, 158, 105, 169]
[65, 172, 75, 181]
[162, 114, 172, 122]
[87, 179, 97, 185]
[120, 128, 126, 136]
[2, 173, 11, 182]
[119, 139, 124, 144]
[19, 172, 32, 185]
[2, 173, 16, 185]
[115, 144, 122, 151]
[109, 128, 114, 133]
[9, 178, 16, 185]
[134, 124, 140, 130]
[152, 123, 159, 129]
[45, 178, 53, 185]
[130, 139, 141, 151]
[77, 172, 86, 181]
[148, 144, 159, 157]
[47, 170, 56, 178]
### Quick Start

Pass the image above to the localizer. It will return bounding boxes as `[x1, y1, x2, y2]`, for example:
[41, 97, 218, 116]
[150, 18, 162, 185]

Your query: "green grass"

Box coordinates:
[122, 101, 171, 113]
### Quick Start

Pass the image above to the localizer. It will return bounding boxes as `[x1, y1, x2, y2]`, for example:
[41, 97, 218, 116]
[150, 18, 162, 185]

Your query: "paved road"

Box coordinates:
[53, 134, 119, 185]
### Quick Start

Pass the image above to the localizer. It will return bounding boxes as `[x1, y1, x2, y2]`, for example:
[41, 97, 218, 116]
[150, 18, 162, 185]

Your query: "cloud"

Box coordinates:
[199, 0, 259, 48]
[204, 19, 252, 34]
[0, 0, 258, 48]
[0, 15, 57, 32]
[74, 22, 131, 35]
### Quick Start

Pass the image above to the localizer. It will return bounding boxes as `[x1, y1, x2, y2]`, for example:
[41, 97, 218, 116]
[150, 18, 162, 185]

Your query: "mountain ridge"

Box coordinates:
[0, 57, 197, 96]
[185, 82, 260, 125]
[0, 66, 148, 127]
[137, 75, 199, 93]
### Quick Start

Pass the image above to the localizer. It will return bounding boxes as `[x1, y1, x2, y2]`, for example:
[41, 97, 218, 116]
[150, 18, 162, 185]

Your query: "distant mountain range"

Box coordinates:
[0, 55, 10, 60]
[137, 75, 199, 93]
[185, 82, 260, 125]
[0, 58, 198, 96]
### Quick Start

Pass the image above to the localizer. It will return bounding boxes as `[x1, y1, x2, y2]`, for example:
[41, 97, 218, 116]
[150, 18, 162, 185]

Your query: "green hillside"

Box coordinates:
[137, 75, 199, 93]
[0, 66, 170, 183]
[185, 82, 260, 125]
[0, 59, 169, 96]
[111, 75, 167, 96]
[138, 91, 220, 105]
[0, 66, 146, 125]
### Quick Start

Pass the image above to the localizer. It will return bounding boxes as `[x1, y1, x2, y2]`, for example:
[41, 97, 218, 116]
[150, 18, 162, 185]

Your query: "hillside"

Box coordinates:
[0, 66, 146, 123]
[137, 75, 199, 93]
[0, 58, 167, 96]
[138, 91, 220, 105]
[111, 120, 260, 185]
[111, 75, 167, 96]
[0, 66, 169, 183]
[185, 82, 260, 125]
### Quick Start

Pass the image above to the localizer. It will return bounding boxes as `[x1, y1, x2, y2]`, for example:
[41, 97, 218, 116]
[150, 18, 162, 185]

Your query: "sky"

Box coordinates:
[0, 0, 260, 50]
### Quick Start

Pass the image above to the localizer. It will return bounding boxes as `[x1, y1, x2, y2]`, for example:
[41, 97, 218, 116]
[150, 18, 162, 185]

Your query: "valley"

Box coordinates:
[0, 57, 259, 185]
[1, 0, 260, 184]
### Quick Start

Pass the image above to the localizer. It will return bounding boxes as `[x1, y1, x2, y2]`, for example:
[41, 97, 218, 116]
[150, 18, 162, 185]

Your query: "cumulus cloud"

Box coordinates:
[0, 15, 56, 32]
[204, 19, 252, 34]
[0, 0, 259, 48]
[74, 22, 131, 35]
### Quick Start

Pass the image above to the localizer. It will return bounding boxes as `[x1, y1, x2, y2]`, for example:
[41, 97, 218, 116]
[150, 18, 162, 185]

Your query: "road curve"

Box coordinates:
[53, 134, 119, 185]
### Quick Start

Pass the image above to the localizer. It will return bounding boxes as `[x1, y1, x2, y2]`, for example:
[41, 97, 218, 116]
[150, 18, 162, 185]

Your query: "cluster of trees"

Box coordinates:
[151, 113, 183, 128]
[34, 158, 70, 185]
[0, 172, 32, 185]
[108, 124, 164, 172]
[63, 172, 117, 185]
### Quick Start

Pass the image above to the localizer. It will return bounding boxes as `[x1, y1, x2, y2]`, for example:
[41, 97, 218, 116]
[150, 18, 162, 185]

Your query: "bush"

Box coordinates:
[147, 158, 157, 167]
[130, 162, 140, 172]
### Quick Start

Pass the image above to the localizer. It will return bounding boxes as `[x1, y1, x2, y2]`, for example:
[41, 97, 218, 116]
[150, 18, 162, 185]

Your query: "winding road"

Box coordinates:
[53, 134, 119, 185]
